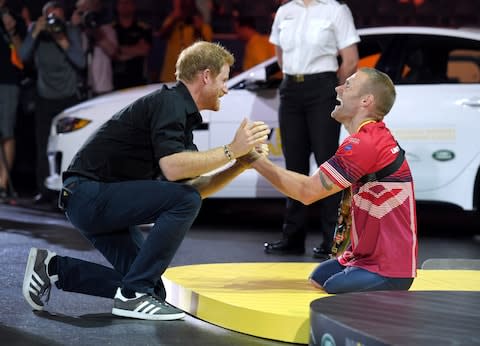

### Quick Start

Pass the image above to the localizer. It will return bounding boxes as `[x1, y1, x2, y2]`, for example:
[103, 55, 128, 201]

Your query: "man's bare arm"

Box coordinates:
[274, 45, 283, 69]
[159, 120, 270, 181]
[183, 161, 247, 199]
[185, 145, 270, 199]
[337, 44, 359, 84]
[160, 147, 233, 182]
[251, 156, 343, 205]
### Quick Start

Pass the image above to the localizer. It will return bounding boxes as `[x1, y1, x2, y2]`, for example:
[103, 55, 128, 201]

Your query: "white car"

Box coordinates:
[47, 26, 480, 211]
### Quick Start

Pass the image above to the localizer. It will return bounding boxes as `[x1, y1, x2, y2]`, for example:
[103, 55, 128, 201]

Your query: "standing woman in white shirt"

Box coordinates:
[265, 0, 359, 258]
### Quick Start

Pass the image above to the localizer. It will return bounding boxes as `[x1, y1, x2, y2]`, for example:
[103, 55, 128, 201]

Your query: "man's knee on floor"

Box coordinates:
[309, 278, 323, 290]
[310, 273, 344, 294]
[309, 277, 342, 294]
[321, 279, 342, 294]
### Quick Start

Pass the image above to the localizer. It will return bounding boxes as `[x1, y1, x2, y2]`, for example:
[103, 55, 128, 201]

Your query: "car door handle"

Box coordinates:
[458, 97, 480, 108]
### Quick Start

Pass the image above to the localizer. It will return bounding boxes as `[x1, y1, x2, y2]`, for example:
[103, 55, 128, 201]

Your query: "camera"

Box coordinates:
[46, 13, 66, 34]
[81, 11, 99, 29]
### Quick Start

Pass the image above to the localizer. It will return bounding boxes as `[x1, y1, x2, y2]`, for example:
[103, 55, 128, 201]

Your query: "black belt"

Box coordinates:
[285, 72, 335, 83]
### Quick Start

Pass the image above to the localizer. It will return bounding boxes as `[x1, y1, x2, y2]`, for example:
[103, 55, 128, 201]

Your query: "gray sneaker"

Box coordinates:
[112, 288, 185, 321]
[22, 248, 56, 311]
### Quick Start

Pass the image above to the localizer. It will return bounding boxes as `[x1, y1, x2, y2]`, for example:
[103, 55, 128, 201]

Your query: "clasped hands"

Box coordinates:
[228, 118, 270, 168]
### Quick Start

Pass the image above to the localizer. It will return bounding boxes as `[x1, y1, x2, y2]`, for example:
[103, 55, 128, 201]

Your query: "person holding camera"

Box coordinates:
[20, 1, 85, 206]
[71, 0, 118, 95]
[112, 0, 152, 90]
[157, 0, 212, 83]
[0, 0, 25, 202]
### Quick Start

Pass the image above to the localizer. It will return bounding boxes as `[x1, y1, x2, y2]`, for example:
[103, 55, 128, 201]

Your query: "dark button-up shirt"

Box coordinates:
[65, 82, 202, 182]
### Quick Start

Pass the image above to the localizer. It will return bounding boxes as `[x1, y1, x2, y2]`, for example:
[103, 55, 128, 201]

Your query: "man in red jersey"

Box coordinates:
[247, 67, 417, 293]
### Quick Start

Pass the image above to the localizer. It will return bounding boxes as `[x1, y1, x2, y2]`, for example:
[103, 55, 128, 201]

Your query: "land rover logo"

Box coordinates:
[432, 150, 455, 161]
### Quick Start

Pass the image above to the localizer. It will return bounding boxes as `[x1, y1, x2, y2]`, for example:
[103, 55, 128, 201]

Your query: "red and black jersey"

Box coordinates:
[320, 121, 418, 278]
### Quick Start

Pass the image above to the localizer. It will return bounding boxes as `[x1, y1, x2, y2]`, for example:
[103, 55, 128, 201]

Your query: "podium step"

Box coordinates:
[163, 263, 480, 344]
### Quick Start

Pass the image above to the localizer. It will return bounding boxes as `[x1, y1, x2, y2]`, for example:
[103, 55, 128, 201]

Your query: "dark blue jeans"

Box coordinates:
[55, 176, 202, 300]
[309, 259, 414, 294]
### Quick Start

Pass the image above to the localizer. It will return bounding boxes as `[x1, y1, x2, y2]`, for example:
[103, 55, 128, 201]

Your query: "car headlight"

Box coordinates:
[56, 117, 91, 134]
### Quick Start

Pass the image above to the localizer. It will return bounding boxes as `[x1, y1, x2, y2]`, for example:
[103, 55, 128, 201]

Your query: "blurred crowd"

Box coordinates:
[1, 0, 280, 205]
[10, 0, 283, 84]
[0, 0, 478, 205]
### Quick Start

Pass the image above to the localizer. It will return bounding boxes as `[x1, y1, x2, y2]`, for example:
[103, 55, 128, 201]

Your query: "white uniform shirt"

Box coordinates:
[270, 0, 360, 75]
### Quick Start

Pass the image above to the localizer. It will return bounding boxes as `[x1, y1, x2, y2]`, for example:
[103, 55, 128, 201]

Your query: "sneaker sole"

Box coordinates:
[22, 248, 44, 311]
[112, 307, 185, 321]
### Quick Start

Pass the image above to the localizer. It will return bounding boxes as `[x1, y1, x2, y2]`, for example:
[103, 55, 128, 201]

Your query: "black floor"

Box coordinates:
[1, 199, 479, 346]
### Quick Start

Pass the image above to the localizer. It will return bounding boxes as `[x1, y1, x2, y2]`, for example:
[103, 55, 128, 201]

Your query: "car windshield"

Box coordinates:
[229, 30, 480, 90]
[360, 32, 480, 84]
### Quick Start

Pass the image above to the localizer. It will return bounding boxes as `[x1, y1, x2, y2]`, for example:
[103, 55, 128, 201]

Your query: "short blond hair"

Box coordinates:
[359, 67, 396, 117]
[175, 41, 235, 82]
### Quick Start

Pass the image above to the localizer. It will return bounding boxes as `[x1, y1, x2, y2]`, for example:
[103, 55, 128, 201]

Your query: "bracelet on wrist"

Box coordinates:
[223, 144, 233, 161]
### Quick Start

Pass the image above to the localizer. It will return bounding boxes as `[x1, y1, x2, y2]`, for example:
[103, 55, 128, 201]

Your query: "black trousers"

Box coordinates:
[35, 94, 79, 195]
[278, 73, 342, 251]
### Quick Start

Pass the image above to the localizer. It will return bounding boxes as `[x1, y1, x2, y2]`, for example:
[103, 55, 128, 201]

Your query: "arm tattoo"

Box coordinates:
[319, 171, 333, 191]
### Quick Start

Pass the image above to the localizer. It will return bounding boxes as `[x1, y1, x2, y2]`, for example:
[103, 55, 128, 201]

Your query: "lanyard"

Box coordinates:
[356, 119, 377, 133]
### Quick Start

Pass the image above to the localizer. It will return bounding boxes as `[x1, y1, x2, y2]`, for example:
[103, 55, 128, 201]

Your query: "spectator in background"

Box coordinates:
[195, 0, 213, 24]
[265, 0, 359, 258]
[156, 0, 212, 82]
[0, 0, 25, 201]
[210, 0, 237, 33]
[20, 4, 30, 27]
[20, 1, 85, 205]
[112, 0, 152, 90]
[234, 15, 275, 71]
[5, 0, 30, 27]
[233, 2, 278, 34]
[71, 0, 118, 95]
[20, 1, 44, 25]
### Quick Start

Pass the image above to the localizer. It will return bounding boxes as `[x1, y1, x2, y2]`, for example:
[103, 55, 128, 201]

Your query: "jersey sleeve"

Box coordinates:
[320, 134, 377, 188]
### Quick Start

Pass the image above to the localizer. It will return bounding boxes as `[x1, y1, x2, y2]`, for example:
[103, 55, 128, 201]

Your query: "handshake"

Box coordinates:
[237, 143, 269, 168]
[227, 119, 271, 168]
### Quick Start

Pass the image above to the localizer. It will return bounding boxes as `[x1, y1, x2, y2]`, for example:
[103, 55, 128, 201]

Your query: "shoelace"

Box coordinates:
[147, 295, 177, 311]
[149, 295, 167, 307]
